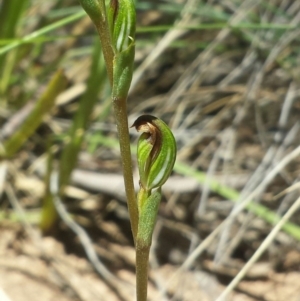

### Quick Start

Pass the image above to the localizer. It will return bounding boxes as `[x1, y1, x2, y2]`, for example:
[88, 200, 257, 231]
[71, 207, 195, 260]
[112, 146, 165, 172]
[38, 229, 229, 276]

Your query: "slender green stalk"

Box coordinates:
[94, 14, 114, 84]
[136, 189, 152, 301]
[78, 0, 114, 85]
[78, 0, 138, 241]
[108, 0, 137, 239]
[135, 188, 162, 301]
[112, 97, 138, 240]
[136, 245, 150, 301]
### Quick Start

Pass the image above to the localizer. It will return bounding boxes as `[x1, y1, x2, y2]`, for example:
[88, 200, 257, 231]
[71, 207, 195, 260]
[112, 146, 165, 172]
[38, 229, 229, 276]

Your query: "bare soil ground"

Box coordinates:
[1, 0, 300, 300]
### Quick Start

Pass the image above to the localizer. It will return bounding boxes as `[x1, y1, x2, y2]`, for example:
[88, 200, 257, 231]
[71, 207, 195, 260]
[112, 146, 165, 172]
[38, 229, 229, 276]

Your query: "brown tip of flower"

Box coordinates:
[131, 115, 157, 141]
[131, 115, 157, 129]
[132, 115, 162, 161]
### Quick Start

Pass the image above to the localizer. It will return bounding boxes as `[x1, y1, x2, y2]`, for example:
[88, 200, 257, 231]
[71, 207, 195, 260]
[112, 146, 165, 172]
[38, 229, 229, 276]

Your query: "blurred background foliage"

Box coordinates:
[1, 0, 300, 300]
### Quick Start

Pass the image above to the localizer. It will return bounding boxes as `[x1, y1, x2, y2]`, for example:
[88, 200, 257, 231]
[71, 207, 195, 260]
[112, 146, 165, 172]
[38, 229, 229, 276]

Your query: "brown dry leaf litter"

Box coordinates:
[1, 224, 300, 301]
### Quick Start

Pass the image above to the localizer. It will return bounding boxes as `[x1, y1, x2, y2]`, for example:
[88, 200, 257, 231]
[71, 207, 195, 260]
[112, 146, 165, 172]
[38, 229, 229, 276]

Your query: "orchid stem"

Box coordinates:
[135, 188, 162, 301]
[112, 96, 138, 242]
[136, 242, 150, 301]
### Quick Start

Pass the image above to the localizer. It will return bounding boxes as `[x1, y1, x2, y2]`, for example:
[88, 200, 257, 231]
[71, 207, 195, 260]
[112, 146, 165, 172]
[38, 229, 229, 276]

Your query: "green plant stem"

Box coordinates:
[136, 187, 151, 301]
[135, 188, 161, 301]
[78, 0, 137, 244]
[77, 2, 137, 243]
[94, 23, 114, 85]
[78, 0, 115, 83]
[136, 243, 150, 301]
[112, 96, 138, 242]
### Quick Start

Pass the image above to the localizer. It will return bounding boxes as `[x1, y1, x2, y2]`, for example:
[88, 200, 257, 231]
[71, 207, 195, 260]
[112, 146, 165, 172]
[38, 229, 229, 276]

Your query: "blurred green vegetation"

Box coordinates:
[1, 0, 300, 240]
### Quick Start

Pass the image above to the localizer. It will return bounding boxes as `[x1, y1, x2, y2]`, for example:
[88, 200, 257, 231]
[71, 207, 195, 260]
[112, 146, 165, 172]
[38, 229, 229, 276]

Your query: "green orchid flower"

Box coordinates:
[132, 115, 177, 192]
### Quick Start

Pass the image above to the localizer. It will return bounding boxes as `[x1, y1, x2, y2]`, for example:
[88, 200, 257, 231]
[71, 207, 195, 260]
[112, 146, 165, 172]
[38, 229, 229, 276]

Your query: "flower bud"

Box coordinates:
[78, 0, 104, 26]
[132, 115, 176, 191]
[78, 0, 136, 96]
[107, 0, 136, 53]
